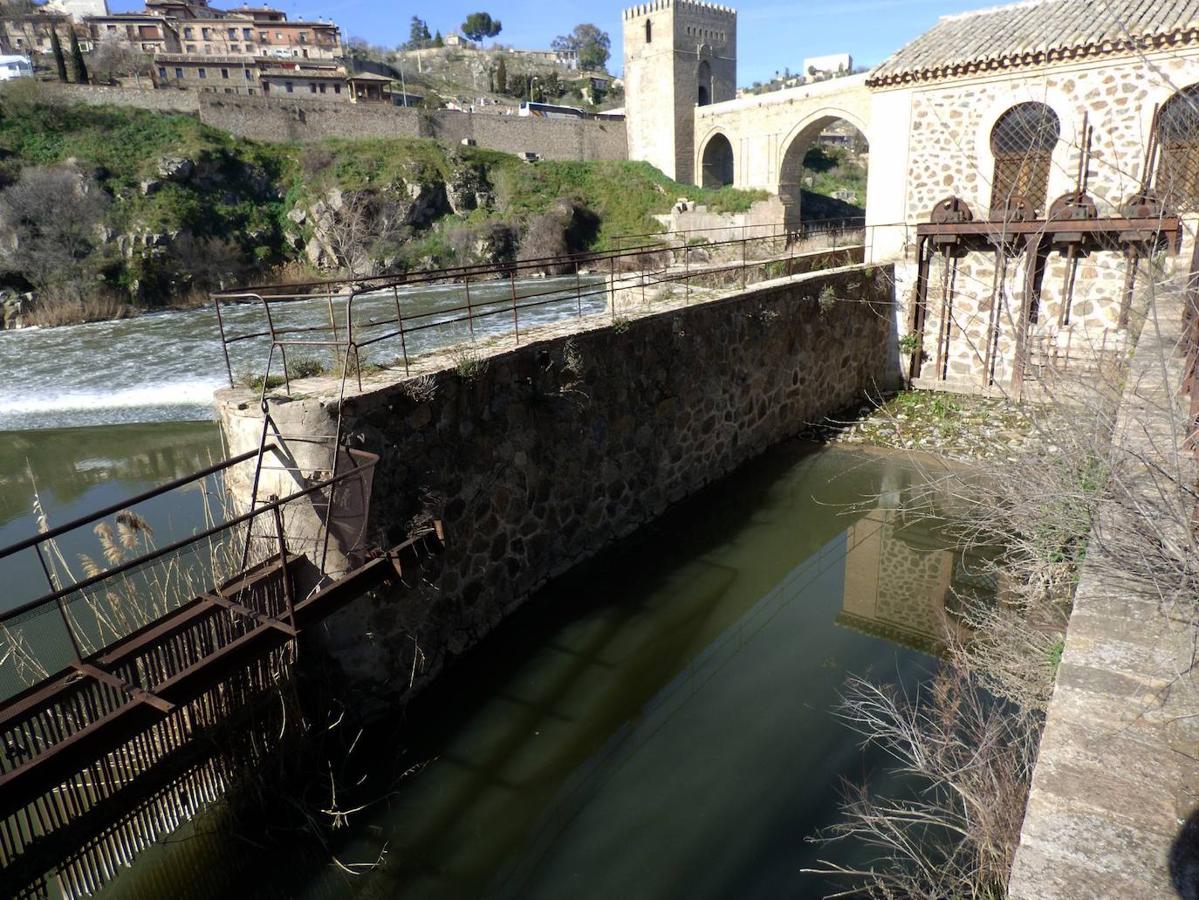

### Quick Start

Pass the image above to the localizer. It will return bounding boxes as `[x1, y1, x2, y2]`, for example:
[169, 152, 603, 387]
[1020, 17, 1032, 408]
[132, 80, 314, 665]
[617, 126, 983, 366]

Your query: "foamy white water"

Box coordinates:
[0, 277, 602, 431]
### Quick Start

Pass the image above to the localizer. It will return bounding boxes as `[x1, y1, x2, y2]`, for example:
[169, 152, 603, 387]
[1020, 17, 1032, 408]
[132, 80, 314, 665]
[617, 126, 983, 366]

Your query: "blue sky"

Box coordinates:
[109, 0, 995, 86]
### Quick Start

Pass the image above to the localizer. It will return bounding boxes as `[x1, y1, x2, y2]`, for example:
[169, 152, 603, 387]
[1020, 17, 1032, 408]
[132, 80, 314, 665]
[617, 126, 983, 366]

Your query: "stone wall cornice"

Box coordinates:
[866, 28, 1199, 89]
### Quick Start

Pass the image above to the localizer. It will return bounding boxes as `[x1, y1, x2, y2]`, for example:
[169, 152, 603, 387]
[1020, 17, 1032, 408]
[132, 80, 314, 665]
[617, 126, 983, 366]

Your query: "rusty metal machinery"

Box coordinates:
[1049, 191, 1099, 222]
[993, 195, 1037, 223]
[909, 189, 1182, 396]
[930, 195, 974, 224]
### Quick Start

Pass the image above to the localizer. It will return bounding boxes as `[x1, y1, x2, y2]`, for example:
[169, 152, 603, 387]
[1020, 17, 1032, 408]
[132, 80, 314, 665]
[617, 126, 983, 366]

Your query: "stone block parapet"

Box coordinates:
[1009, 285, 1199, 896]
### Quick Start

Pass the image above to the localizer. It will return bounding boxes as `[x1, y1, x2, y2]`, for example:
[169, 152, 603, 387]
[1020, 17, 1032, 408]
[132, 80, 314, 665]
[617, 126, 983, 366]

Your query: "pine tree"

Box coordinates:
[495, 56, 507, 94]
[432, 30, 444, 48]
[408, 16, 431, 49]
[68, 29, 87, 84]
[49, 28, 67, 82]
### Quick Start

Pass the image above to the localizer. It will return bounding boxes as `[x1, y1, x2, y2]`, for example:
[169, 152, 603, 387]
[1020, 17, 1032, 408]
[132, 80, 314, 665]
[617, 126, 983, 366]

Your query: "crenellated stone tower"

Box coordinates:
[622, 0, 737, 185]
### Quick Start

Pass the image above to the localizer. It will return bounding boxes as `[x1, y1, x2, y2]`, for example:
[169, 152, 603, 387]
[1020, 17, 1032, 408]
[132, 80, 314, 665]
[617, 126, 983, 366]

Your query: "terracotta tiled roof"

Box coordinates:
[868, 0, 1199, 88]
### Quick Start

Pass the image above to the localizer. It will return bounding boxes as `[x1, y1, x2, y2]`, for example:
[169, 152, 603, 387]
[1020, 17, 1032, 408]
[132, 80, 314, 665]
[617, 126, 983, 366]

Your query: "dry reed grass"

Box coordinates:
[26, 290, 132, 328]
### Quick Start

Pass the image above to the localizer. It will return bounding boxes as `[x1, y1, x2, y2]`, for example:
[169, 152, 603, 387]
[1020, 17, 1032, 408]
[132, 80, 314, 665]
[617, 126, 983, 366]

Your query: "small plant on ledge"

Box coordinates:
[898, 332, 921, 356]
[818, 284, 838, 316]
[453, 346, 487, 382]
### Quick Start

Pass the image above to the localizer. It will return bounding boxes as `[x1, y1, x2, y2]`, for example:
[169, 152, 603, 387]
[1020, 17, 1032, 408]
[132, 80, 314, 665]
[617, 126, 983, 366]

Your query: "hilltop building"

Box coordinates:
[0, 0, 349, 96]
[0, 10, 81, 58]
[0, 53, 32, 79]
[44, 0, 107, 17]
[803, 52, 851, 78]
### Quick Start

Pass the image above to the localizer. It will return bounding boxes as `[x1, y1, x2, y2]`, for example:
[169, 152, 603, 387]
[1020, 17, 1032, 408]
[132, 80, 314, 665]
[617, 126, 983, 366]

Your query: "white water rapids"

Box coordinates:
[1, 276, 603, 431]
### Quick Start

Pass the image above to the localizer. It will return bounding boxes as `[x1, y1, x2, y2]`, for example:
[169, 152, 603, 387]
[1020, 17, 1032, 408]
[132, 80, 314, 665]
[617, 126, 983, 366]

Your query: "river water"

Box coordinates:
[0, 293, 986, 900]
[82, 440, 985, 900]
[0, 277, 601, 431]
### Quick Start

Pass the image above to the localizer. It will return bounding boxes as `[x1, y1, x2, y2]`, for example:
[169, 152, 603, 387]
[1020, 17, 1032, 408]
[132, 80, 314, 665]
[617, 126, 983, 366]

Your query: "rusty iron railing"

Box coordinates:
[0, 446, 378, 705]
[0, 441, 449, 899]
[1180, 231, 1199, 469]
[210, 218, 866, 400]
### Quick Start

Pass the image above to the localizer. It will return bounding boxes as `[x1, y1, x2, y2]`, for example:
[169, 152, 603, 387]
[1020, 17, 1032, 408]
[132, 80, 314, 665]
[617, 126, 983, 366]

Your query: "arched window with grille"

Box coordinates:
[989, 102, 1060, 216]
[1154, 85, 1199, 210]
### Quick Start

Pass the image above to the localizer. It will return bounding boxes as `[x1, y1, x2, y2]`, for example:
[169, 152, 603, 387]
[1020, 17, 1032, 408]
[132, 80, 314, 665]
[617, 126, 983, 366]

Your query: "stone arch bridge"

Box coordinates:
[693, 73, 871, 225]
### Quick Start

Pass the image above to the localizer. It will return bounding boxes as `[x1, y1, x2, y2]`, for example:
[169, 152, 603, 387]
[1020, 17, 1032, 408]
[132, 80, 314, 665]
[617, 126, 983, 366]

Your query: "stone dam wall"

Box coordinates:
[217, 264, 896, 704]
[40, 84, 629, 162]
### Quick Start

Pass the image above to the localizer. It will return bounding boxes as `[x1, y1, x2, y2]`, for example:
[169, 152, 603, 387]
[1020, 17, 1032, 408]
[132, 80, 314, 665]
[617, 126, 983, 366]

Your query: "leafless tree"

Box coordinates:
[0, 165, 110, 303]
[89, 36, 151, 87]
[320, 189, 403, 279]
[809, 667, 1039, 899]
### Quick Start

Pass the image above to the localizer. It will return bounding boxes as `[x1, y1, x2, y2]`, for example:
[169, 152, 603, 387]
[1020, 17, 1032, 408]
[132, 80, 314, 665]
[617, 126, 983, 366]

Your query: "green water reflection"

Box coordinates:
[0, 422, 224, 613]
[93, 441, 985, 900]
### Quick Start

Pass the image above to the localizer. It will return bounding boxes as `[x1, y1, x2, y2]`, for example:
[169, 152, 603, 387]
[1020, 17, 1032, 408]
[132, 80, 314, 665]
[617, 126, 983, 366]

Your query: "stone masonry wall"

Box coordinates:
[217, 265, 895, 705]
[197, 95, 628, 160]
[897, 48, 1199, 227]
[39, 84, 628, 162]
[911, 247, 1135, 392]
[876, 49, 1199, 391]
[40, 82, 201, 114]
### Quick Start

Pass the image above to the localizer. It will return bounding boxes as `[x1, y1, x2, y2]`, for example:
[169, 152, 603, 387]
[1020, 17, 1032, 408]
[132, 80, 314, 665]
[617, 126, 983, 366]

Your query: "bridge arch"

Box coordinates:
[776, 107, 870, 228]
[699, 130, 735, 188]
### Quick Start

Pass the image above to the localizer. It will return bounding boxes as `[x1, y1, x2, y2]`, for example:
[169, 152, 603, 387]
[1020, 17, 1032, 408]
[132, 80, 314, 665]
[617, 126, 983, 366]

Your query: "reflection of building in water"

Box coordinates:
[838, 503, 985, 655]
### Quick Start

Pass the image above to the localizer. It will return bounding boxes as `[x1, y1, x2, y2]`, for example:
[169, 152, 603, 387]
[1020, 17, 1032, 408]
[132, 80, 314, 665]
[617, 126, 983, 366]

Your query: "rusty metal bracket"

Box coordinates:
[70, 662, 175, 715]
[201, 592, 298, 638]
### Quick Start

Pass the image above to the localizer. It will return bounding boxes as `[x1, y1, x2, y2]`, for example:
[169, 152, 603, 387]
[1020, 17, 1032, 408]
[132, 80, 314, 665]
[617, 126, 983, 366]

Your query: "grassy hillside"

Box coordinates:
[0, 86, 765, 315]
[801, 144, 867, 209]
[294, 138, 764, 248]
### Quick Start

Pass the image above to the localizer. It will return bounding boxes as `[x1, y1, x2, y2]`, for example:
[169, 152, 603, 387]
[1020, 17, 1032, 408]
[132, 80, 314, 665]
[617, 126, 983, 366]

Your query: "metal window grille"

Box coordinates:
[989, 102, 1060, 215]
[1155, 86, 1199, 211]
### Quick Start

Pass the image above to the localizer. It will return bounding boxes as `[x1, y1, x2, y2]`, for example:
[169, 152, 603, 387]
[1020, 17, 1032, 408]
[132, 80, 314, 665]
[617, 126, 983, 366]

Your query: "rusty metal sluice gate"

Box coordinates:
[0, 429, 444, 898]
[906, 112, 1184, 400]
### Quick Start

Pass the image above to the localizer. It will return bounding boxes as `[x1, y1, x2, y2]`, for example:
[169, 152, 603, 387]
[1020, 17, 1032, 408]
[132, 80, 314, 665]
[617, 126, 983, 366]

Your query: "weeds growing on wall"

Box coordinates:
[453, 345, 488, 381]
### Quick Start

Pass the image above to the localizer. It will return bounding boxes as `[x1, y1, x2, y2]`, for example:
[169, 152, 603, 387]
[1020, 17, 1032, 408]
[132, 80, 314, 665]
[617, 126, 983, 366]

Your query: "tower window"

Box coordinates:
[645, 20, 652, 43]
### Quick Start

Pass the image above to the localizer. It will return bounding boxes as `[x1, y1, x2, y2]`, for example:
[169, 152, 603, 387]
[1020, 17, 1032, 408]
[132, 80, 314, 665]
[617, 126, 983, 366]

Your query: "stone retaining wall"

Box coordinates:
[40, 82, 201, 114]
[39, 83, 628, 162]
[1008, 285, 1199, 896]
[217, 264, 896, 704]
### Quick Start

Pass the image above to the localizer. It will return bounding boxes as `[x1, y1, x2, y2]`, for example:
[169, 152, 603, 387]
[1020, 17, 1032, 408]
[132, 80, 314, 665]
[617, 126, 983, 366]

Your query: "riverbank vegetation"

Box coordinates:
[0, 80, 764, 325]
[818, 386, 1117, 896]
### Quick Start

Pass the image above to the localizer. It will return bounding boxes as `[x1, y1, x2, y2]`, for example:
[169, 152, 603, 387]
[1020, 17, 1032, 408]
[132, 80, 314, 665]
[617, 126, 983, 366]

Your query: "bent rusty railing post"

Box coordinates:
[464, 272, 475, 341]
[575, 263, 582, 321]
[271, 501, 296, 630]
[392, 284, 410, 375]
[510, 269, 520, 344]
[213, 295, 235, 388]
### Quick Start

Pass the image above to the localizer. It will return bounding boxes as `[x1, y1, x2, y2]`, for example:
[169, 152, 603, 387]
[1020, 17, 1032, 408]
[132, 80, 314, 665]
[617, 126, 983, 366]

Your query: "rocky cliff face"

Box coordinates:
[0, 289, 31, 330]
[283, 151, 504, 275]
